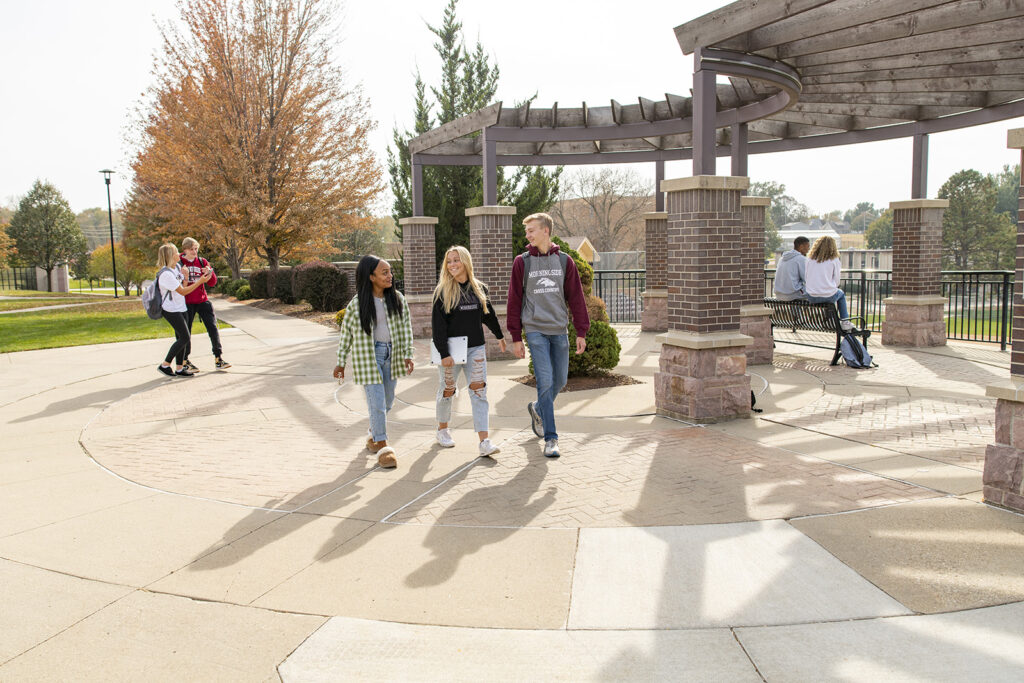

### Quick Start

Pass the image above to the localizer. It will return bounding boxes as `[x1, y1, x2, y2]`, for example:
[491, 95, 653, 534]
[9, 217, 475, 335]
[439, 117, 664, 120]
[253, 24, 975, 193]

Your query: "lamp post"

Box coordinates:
[99, 169, 118, 298]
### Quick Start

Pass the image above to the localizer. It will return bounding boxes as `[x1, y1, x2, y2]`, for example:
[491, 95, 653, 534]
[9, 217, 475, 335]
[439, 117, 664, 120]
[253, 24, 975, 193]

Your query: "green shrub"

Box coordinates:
[269, 268, 295, 303]
[294, 260, 348, 312]
[249, 269, 270, 299]
[568, 320, 620, 375]
[221, 278, 245, 297]
[234, 283, 252, 300]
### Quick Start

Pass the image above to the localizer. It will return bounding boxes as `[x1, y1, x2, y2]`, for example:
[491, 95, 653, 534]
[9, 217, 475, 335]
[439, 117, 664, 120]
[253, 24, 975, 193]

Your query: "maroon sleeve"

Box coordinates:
[564, 256, 590, 338]
[204, 258, 217, 288]
[506, 255, 525, 342]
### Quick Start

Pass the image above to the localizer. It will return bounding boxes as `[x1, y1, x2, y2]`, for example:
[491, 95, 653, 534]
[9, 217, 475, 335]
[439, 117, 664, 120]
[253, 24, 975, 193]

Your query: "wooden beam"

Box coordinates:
[664, 93, 690, 118]
[744, 0, 953, 52]
[674, 0, 833, 54]
[792, 17, 1024, 67]
[807, 75, 1024, 93]
[776, 1, 1024, 60]
[788, 101, 922, 119]
[409, 101, 501, 155]
[728, 77, 758, 104]
[638, 96, 656, 121]
[800, 39, 1024, 76]
[610, 99, 622, 124]
[802, 58, 1024, 86]
[797, 91, 988, 106]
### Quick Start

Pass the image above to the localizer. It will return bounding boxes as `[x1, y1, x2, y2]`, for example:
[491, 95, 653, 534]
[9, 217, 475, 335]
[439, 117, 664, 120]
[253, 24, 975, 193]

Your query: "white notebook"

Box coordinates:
[430, 336, 469, 365]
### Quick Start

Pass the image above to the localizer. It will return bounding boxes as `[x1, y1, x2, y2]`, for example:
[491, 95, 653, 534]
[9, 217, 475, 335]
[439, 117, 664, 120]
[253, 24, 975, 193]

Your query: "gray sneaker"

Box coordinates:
[543, 439, 560, 458]
[527, 402, 544, 438]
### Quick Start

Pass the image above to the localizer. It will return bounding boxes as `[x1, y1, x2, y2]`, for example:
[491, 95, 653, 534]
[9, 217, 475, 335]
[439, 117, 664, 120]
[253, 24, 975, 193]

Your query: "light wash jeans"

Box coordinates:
[807, 289, 849, 320]
[363, 341, 397, 442]
[525, 331, 569, 441]
[435, 344, 490, 433]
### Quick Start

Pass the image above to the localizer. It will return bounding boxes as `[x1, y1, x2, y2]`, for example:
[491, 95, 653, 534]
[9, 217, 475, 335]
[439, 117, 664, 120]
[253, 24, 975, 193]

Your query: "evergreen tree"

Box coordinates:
[940, 169, 1015, 270]
[388, 0, 561, 266]
[7, 180, 87, 291]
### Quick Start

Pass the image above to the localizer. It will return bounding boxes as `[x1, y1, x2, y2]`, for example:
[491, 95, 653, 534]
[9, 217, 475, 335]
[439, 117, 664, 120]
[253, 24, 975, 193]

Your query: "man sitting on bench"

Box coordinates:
[774, 236, 810, 302]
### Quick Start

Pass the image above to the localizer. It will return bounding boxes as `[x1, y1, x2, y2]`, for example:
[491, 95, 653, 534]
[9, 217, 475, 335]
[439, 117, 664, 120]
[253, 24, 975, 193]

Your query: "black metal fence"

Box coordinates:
[764, 269, 1014, 349]
[0, 267, 36, 291]
[593, 270, 646, 323]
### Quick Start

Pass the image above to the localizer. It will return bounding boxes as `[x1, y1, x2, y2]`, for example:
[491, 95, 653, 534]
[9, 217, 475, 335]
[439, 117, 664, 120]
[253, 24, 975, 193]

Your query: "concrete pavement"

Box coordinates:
[2, 298, 1023, 681]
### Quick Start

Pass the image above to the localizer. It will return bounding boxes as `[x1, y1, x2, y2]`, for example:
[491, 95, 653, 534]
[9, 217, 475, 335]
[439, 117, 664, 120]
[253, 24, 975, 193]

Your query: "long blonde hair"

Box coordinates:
[808, 235, 839, 262]
[433, 246, 490, 314]
[156, 243, 180, 269]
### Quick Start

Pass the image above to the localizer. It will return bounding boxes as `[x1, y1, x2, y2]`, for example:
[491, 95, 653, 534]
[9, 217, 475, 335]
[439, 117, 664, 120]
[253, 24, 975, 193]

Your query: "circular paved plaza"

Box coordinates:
[2, 299, 1023, 681]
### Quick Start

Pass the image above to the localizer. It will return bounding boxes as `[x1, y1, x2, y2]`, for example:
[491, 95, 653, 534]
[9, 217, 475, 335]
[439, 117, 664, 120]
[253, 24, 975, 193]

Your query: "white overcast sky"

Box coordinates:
[1, 0, 1022, 215]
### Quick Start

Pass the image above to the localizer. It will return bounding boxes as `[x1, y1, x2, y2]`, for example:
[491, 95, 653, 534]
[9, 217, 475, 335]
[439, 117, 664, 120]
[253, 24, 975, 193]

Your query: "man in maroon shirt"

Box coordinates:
[506, 213, 589, 458]
[179, 237, 230, 371]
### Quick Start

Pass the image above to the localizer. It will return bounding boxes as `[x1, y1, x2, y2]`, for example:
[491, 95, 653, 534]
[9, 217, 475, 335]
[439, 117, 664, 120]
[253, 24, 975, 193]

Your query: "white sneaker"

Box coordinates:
[436, 428, 455, 448]
[840, 320, 855, 331]
[544, 439, 560, 458]
[478, 439, 500, 457]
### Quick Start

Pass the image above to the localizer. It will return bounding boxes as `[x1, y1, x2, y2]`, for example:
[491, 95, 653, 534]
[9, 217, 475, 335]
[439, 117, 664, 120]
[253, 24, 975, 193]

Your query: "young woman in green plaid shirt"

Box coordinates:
[333, 256, 415, 468]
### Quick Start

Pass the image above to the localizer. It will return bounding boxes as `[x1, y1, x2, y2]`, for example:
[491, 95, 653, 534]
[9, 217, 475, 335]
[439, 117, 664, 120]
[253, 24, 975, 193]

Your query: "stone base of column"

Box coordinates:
[881, 296, 947, 347]
[983, 380, 1024, 513]
[406, 295, 433, 340]
[641, 290, 668, 332]
[739, 305, 773, 365]
[654, 330, 752, 423]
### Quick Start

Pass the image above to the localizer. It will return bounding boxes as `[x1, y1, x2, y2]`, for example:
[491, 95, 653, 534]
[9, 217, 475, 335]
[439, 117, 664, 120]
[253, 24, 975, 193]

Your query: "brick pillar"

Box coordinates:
[739, 196, 773, 365]
[641, 211, 668, 332]
[331, 260, 358, 303]
[881, 199, 948, 347]
[654, 176, 752, 423]
[399, 215, 438, 338]
[983, 130, 1024, 513]
[467, 205, 516, 359]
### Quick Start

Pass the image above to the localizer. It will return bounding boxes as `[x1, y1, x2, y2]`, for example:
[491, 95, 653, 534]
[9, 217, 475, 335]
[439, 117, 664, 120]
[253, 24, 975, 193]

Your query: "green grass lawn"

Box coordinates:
[1, 289, 97, 298]
[0, 301, 232, 353]
[0, 298, 101, 311]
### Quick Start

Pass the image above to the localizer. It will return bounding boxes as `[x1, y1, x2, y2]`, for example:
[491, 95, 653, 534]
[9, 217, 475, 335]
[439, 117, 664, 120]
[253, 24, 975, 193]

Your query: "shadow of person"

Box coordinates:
[404, 458, 555, 588]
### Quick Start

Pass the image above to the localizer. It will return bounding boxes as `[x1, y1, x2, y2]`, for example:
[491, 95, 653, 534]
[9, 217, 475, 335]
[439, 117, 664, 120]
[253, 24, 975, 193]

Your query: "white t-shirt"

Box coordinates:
[158, 267, 187, 313]
[804, 257, 841, 297]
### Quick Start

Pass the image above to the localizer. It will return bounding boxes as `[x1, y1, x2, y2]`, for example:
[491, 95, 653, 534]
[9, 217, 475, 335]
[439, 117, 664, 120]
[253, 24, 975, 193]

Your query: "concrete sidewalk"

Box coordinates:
[2, 299, 1023, 681]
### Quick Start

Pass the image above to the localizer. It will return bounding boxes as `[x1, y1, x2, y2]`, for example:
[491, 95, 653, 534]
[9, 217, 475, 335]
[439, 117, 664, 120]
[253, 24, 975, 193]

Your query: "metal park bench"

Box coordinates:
[763, 298, 871, 366]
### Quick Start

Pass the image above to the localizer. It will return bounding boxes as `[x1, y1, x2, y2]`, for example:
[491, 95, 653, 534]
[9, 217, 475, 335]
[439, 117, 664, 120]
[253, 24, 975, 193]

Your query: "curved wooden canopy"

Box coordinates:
[409, 0, 1024, 167]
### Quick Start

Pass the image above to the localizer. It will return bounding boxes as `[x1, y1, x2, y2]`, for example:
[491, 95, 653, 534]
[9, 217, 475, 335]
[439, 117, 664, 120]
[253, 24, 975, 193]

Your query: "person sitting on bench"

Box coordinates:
[773, 236, 810, 301]
[805, 235, 855, 332]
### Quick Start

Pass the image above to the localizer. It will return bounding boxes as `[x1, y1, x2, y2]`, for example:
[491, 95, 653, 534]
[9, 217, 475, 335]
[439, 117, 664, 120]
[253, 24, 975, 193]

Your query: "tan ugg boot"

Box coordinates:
[376, 447, 397, 468]
[366, 437, 386, 453]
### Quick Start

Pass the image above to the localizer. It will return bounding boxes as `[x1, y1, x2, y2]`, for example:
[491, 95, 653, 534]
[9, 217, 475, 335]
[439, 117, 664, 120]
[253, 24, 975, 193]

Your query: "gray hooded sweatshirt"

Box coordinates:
[773, 250, 807, 300]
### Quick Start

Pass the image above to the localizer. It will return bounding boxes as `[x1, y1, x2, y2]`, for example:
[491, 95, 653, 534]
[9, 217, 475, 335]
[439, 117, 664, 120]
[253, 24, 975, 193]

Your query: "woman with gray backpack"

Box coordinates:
[153, 243, 212, 377]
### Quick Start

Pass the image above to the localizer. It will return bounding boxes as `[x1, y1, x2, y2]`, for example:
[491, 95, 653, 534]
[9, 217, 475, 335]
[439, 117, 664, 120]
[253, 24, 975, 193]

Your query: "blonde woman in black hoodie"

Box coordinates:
[432, 246, 506, 457]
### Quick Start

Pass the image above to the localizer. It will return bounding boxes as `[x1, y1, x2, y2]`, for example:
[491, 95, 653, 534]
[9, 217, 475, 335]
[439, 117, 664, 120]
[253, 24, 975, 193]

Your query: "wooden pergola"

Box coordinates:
[407, 0, 1024, 211]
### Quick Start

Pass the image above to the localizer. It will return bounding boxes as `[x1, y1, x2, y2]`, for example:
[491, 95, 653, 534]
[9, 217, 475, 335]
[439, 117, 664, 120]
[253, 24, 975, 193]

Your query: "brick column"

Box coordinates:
[739, 196, 773, 365]
[399, 215, 438, 338]
[654, 176, 752, 423]
[331, 260, 358, 303]
[881, 199, 948, 347]
[467, 205, 516, 359]
[641, 211, 668, 332]
[983, 129, 1024, 513]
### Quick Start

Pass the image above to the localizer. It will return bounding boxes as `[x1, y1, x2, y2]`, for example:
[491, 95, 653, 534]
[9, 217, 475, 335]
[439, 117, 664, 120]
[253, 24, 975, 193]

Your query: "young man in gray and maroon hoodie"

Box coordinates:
[179, 237, 230, 371]
[507, 212, 590, 458]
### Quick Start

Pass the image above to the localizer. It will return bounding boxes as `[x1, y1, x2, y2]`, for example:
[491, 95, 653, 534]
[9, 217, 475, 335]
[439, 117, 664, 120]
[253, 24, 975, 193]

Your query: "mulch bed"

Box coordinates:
[512, 372, 643, 392]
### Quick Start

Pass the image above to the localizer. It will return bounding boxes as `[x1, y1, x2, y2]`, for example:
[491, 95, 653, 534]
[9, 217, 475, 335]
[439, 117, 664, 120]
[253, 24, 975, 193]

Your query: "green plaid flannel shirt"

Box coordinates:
[336, 293, 414, 384]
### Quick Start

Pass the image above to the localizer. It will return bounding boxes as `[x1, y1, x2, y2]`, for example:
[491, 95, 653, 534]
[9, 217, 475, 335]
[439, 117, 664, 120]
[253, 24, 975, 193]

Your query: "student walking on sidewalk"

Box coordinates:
[506, 213, 590, 458]
[155, 243, 212, 378]
[432, 246, 506, 458]
[333, 255, 415, 469]
[179, 237, 230, 372]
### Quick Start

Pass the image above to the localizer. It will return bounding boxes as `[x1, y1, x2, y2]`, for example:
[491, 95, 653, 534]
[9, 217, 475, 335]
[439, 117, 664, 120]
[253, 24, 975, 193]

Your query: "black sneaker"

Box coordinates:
[158, 365, 174, 377]
[215, 357, 232, 369]
[527, 402, 543, 438]
[175, 368, 196, 377]
[183, 359, 200, 373]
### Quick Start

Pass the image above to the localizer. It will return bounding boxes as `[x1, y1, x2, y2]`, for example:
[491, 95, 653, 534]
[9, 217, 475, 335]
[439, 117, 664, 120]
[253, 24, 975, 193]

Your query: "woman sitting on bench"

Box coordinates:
[804, 235, 855, 332]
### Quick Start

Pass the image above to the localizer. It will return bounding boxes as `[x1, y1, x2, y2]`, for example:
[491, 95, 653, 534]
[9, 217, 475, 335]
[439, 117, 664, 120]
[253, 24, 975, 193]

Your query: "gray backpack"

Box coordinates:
[142, 267, 173, 320]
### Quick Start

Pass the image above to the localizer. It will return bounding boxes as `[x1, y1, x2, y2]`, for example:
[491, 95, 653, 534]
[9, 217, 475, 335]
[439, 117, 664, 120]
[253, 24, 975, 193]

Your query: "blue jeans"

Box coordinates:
[436, 344, 490, 433]
[525, 331, 569, 441]
[807, 289, 849, 320]
[363, 342, 397, 442]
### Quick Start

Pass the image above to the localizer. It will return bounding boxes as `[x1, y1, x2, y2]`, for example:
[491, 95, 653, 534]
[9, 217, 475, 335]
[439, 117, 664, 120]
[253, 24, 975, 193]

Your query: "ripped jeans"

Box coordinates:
[435, 344, 489, 433]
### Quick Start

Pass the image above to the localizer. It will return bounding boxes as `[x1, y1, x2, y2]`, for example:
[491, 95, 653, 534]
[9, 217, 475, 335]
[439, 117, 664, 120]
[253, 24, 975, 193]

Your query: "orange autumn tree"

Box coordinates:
[125, 0, 382, 272]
